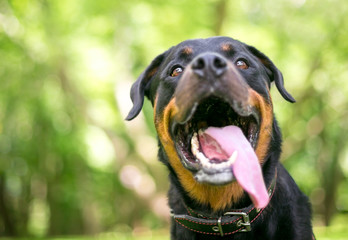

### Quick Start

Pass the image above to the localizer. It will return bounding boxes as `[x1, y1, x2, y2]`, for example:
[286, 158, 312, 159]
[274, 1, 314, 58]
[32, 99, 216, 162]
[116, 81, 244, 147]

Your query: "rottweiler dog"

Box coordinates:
[126, 37, 314, 239]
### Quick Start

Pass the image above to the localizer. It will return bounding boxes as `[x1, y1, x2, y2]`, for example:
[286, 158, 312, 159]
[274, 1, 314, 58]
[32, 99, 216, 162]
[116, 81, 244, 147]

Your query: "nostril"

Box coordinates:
[213, 56, 227, 69]
[192, 57, 205, 70]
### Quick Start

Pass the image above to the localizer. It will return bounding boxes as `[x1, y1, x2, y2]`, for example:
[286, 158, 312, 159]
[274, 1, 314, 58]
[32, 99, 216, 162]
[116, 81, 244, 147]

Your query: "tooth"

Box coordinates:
[191, 132, 199, 156]
[218, 162, 225, 169]
[198, 152, 208, 163]
[228, 151, 238, 164]
[197, 152, 205, 162]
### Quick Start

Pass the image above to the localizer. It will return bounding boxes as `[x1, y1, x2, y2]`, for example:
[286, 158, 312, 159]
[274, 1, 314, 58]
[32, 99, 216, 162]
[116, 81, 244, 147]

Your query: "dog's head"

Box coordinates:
[126, 37, 294, 210]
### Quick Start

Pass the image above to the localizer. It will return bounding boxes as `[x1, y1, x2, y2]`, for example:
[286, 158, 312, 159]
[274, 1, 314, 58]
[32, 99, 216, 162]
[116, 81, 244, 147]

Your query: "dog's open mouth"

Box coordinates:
[173, 96, 259, 179]
[172, 96, 269, 208]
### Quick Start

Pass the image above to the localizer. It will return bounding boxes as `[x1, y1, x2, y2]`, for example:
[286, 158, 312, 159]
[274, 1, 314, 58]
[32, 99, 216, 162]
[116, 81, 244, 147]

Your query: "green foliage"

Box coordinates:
[0, 0, 347, 237]
[315, 214, 348, 239]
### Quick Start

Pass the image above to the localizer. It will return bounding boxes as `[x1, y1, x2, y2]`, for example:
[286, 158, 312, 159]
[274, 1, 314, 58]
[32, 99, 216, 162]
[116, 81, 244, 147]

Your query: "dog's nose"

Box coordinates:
[191, 53, 227, 78]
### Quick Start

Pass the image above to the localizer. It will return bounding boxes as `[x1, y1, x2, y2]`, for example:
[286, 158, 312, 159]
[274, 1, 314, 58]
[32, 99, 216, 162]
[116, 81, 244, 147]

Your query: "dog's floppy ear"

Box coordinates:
[247, 45, 295, 103]
[125, 50, 169, 120]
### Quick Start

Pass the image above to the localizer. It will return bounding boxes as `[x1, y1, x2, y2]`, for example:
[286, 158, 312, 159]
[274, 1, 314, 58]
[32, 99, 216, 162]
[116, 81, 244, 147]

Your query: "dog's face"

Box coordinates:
[127, 37, 294, 210]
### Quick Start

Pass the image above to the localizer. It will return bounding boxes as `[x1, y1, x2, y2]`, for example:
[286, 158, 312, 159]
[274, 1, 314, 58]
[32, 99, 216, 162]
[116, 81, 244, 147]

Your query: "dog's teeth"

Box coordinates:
[197, 152, 206, 162]
[220, 162, 229, 169]
[191, 132, 199, 156]
[219, 162, 226, 169]
[228, 151, 238, 164]
[197, 152, 209, 165]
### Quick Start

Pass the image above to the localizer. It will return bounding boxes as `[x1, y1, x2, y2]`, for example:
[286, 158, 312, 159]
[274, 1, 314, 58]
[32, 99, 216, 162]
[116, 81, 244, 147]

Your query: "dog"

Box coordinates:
[126, 37, 314, 239]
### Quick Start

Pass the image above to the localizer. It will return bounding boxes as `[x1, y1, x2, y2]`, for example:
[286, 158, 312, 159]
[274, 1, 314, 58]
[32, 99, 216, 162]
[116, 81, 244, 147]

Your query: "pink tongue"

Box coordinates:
[199, 126, 269, 208]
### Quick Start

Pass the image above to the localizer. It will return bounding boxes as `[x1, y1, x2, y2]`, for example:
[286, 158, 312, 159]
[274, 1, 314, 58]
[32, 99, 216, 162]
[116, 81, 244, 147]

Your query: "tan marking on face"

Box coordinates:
[154, 96, 243, 211]
[182, 46, 193, 55]
[221, 43, 233, 52]
[248, 89, 274, 163]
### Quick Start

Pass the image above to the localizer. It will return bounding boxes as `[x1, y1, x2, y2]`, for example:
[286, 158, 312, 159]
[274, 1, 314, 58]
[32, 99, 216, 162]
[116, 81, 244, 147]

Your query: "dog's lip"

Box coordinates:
[194, 168, 235, 185]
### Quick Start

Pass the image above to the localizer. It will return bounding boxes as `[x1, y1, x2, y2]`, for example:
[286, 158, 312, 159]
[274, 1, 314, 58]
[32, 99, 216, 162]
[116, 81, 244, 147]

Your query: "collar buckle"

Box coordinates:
[224, 211, 251, 232]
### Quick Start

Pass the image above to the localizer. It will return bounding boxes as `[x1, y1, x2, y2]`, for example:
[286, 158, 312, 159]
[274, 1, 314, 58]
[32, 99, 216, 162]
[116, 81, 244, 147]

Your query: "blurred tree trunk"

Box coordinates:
[214, 0, 228, 35]
[0, 174, 15, 236]
[17, 177, 30, 236]
[320, 130, 345, 225]
[47, 187, 85, 235]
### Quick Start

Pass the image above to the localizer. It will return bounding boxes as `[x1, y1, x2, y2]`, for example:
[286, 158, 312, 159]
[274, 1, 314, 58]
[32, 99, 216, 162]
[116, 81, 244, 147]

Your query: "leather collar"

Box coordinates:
[171, 171, 277, 236]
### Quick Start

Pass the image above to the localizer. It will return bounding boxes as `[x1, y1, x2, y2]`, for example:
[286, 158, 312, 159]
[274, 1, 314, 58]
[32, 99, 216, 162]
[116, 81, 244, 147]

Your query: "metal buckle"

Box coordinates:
[224, 211, 251, 232]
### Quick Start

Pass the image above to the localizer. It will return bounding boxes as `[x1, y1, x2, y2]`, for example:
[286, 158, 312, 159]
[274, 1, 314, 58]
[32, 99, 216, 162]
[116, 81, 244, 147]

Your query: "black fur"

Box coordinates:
[127, 37, 314, 239]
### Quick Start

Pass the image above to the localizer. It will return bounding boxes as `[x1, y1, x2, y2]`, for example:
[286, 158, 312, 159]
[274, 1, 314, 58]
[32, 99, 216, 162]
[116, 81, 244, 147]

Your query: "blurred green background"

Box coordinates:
[0, 0, 348, 239]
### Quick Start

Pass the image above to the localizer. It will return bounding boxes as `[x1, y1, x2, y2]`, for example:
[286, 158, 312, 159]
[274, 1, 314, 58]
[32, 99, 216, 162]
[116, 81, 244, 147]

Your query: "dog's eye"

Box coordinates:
[171, 67, 183, 77]
[236, 59, 249, 69]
